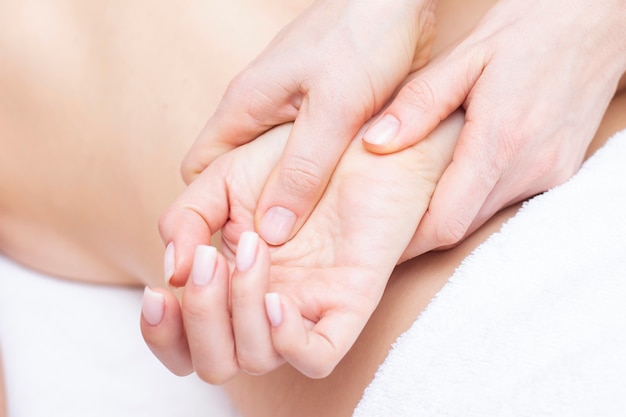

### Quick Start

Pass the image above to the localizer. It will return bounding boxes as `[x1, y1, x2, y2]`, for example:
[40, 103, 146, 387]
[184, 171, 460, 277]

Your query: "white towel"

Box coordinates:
[354, 129, 626, 417]
[0, 258, 241, 417]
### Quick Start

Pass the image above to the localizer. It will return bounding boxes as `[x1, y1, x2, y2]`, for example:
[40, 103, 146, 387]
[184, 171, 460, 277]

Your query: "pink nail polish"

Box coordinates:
[190, 245, 217, 286]
[142, 287, 164, 326]
[265, 293, 283, 327]
[363, 114, 400, 146]
[259, 206, 296, 245]
[236, 232, 259, 272]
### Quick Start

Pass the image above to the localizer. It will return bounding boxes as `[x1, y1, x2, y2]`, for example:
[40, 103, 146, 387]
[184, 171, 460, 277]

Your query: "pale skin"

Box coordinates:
[183, 0, 626, 255]
[148, 92, 626, 417]
[146, 0, 626, 387]
[148, 111, 464, 379]
[0, 0, 625, 415]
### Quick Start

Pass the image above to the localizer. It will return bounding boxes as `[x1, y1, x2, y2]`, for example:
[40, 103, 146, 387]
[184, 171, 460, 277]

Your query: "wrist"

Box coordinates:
[576, 0, 626, 90]
[598, 1, 626, 72]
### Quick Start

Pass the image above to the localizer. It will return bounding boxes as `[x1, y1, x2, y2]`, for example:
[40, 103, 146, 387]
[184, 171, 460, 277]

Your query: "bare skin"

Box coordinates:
[0, 0, 312, 286]
[148, 111, 464, 380]
[1, 0, 624, 415]
[223, 91, 626, 417]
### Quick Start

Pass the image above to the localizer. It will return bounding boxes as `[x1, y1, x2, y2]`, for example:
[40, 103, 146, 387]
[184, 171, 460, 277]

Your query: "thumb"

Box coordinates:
[362, 49, 485, 154]
[182, 70, 301, 184]
[158, 171, 229, 287]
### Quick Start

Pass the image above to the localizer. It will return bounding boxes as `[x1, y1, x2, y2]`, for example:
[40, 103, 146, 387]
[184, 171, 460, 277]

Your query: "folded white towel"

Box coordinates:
[354, 130, 626, 417]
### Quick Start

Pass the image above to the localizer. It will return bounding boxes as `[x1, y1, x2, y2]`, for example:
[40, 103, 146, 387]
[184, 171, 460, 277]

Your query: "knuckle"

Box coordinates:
[194, 366, 236, 385]
[400, 78, 436, 112]
[227, 69, 299, 124]
[433, 217, 470, 248]
[227, 69, 258, 97]
[157, 208, 176, 238]
[237, 356, 273, 376]
[276, 344, 336, 379]
[304, 363, 334, 379]
[278, 155, 324, 201]
[181, 293, 210, 320]
[180, 148, 223, 185]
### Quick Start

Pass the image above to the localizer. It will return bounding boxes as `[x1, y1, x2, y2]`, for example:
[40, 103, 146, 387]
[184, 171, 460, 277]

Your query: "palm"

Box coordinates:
[204, 115, 460, 354]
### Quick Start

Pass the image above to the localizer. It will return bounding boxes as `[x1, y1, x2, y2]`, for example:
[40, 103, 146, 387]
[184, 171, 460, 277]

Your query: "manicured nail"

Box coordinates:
[164, 242, 175, 285]
[190, 245, 217, 286]
[142, 287, 164, 326]
[259, 206, 296, 245]
[236, 231, 259, 272]
[265, 293, 283, 327]
[363, 114, 400, 146]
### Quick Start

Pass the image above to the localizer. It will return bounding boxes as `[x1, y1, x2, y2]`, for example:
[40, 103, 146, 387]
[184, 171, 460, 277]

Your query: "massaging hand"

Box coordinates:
[180, 0, 436, 246]
[362, 0, 626, 258]
[141, 114, 462, 381]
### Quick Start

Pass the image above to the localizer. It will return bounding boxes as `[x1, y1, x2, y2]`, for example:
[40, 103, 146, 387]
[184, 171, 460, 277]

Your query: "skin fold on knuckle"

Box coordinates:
[282, 341, 338, 380]
[398, 77, 436, 114]
[181, 292, 214, 322]
[194, 364, 237, 386]
[277, 155, 324, 203]
[433, 216, 471, 249]
[236, 354, 277, 376]
[301, 358, 336, 380]
[229, 68, 299, 126]
[157, 208, 178, 241]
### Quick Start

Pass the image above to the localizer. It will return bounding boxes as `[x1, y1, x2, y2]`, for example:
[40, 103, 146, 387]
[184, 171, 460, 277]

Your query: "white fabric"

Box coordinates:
[0, 258, 241, 417]
[354, 130, 626, 416]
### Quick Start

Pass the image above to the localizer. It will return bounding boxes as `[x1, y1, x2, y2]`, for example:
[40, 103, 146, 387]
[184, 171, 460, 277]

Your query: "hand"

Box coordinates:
[362, 0, 626, 257]
[144, 113, 463, 382]
[181, 0, 437, 246]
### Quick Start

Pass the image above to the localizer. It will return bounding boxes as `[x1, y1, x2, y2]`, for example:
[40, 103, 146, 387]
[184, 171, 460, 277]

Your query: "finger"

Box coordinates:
[182, 245, 239, 384]
[231, 232, 284, 375]
[140, 287, 193, 376]
[181, 69, 301, 184]
[405, 122, 499, 255]
[467, 172, 554, 239]
[362, 49, 485, 154]
[255, 95, 364, 245]
[158, 171, 229, 287]
[264, 292, 363, 379]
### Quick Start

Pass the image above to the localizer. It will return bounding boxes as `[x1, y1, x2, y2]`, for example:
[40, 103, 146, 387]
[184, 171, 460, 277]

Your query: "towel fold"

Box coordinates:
[354, 130, 626, 417]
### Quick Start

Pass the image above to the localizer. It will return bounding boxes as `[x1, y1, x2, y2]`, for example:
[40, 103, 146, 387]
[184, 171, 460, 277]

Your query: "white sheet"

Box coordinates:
[354, 130, 626, 416]
[0, 257, 241, 417]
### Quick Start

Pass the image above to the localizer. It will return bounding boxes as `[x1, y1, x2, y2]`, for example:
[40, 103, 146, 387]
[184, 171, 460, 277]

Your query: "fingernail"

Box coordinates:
[190, 245, 217, 286]
[260, 206, 296, 245]
[164, 242, 175, 285]
[363, 114, 400, 146]
[236, 231, 259, 272]
[142, 287, 164, 326]
[265, 293, 283, 327]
